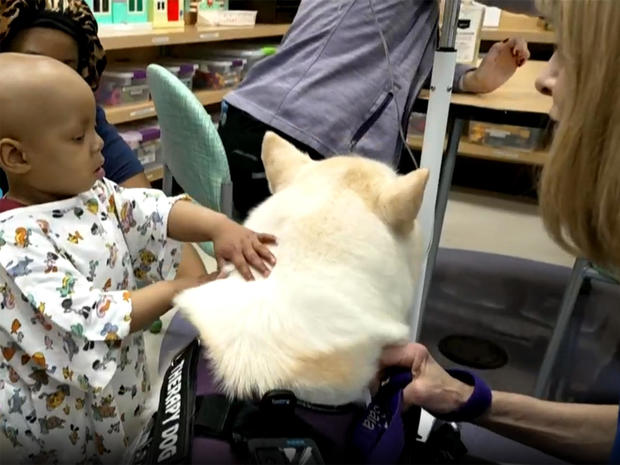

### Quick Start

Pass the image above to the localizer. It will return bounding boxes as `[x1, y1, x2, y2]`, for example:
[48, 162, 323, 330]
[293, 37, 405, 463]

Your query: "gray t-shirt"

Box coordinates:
[225, 0, 539, 166]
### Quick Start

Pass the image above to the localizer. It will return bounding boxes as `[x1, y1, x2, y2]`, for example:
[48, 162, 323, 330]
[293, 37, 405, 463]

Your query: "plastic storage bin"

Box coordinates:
[178, 63, 199, 90]
[468, 121, 546, 151]
[96, 68, 149, 106]
[119, 125, 162, 170]
[119, 130, 142, 152]
[185, 0, 228, 25]
[407, 112, 427, 136]
[211, 111, 221, 128]
[136, 127, 162, 169]
[200, 44, 276, 78]
[160, 61, 199, 90]
[229, 0, 300, 24]
[193, 59, 242, 90]
[197, 9, 257, 26]
[161, 64, 181, 79]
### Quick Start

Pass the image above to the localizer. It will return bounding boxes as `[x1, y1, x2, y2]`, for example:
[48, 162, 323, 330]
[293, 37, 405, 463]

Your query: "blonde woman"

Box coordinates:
[382, 0, 620, 463]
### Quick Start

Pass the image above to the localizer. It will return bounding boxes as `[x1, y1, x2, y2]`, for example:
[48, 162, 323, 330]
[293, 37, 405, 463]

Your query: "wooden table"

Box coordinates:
[411, 60, 552, 165]
[444, 59, 550, 113]
[418, 59, 552, 119]
[480, 11, 554, 44]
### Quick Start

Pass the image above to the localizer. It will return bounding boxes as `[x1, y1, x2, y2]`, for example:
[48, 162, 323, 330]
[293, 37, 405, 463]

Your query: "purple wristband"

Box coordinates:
[433, 369, 492, 422]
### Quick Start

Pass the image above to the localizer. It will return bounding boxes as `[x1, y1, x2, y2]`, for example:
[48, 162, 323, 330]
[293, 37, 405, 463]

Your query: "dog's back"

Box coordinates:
[175, 132, 428, 405]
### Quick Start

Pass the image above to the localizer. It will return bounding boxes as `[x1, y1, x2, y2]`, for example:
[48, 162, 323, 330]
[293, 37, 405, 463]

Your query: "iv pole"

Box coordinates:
[411, 0, 461, 339]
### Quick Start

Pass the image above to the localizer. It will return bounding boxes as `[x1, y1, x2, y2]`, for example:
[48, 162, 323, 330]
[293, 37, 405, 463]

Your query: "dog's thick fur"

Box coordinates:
[174, 132, 428, 406]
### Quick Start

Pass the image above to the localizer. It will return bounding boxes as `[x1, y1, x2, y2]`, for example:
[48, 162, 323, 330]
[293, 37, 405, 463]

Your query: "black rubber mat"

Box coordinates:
[438, 334, 509, 370]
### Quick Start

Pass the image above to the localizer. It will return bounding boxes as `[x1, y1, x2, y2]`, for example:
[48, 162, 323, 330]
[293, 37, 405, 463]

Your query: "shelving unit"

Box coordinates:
[102, 17, 552, 127]
[98, 13, 551, 52]
[101, 17, 553, 124]
[101, 22, 291, 127]
[145, 164, 165, 182]
[481, 27, 553, 44]
[480, 12, 554, 44]
[101, 12, 553, 181]
[101, 23, 291, 181]
[99, 24, 290, 50]
[407, 134, 548, 166]
[104, 88, 231, 125]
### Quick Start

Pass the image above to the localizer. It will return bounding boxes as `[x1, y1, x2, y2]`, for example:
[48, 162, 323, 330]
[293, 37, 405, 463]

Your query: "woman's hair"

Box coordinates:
[538, 0, 620, 269]
[0, 0, 106, 89]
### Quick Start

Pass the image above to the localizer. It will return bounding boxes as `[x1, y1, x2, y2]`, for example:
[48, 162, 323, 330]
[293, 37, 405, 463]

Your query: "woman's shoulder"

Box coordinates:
[94, 106, 145, 184]
[95, 104, 114, 138]
[95, 104, 108, 125]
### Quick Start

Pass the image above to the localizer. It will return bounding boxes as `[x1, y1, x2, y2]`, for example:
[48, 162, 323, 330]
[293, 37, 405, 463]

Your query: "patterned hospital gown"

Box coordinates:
[0, 179, 184, 464]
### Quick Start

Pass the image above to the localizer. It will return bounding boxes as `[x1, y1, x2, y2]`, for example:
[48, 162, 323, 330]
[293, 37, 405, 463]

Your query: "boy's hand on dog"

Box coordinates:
[211, 219, 277, 281]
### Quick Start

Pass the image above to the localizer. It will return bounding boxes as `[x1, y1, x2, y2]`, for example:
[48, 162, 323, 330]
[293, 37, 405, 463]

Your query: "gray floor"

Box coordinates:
[440, 189, 573, 268]
[423, 190, 620, 463]
[418, 246, 620, 464]
[429, 190, 619, 403]
[420, 247, 620, 401]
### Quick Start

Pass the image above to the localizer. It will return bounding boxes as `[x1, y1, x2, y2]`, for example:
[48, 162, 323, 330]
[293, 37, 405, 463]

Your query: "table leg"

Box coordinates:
[534, 257, 589, 398]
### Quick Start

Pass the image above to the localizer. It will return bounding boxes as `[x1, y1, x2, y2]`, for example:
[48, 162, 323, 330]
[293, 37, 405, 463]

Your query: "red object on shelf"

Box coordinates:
[168, 0, 180, 21]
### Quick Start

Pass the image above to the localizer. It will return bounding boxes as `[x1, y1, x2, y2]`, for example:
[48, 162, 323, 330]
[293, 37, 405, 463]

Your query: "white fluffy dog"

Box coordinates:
[174, 132, 428, 406]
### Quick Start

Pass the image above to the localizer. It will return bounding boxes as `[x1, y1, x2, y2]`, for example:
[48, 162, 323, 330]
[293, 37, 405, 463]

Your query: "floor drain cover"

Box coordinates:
[438, 334, 508, 369]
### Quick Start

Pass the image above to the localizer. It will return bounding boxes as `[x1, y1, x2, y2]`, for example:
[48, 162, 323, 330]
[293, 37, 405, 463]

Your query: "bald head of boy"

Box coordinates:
[0, 53, 105, 205]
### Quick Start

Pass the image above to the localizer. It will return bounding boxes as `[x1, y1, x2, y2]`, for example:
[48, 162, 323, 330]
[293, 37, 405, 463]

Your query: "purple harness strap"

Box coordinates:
[352, 369, 413, 464]
[434, 369, 492, 423]
[351, 367, 492, 463]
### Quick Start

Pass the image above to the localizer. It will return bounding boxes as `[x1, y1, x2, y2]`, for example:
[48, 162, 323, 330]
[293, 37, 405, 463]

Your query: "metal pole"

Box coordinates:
[534, 257, 588, 398]
[440, 0, 462, 48]
[410, 0, 461, 339]
[420, 118, 464, 312]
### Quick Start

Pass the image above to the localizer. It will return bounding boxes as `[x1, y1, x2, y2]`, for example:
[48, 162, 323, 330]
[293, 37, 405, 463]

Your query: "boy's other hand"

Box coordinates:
[462, 37, 530, 94]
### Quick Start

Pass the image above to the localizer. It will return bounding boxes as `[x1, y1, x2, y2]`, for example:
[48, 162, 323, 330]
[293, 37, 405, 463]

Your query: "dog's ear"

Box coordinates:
[379, 168, 429, 235]
[261, 132, 311, 193]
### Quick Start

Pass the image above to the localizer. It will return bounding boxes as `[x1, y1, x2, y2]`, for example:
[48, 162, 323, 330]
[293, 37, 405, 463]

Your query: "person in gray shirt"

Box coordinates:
[219, 0, 537, 218]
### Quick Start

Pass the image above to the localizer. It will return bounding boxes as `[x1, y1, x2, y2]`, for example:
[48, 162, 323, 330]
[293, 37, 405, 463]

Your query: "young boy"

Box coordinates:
[0, 53, 276, 464]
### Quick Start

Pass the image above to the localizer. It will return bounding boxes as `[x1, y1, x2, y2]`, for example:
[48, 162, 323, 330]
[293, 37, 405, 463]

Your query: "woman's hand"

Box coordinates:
[462, 37, 530, 94]
[380, 343, 473, 413]
[211, 218, 277, 280]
